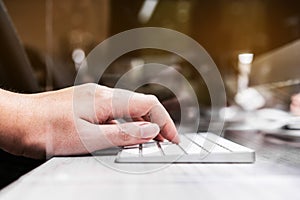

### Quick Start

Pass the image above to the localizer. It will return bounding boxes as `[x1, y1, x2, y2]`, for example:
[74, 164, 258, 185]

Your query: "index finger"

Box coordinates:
[110, 89, 179, 143]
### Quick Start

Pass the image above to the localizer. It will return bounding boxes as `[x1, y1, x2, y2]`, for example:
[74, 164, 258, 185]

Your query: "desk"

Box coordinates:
[1, 131, 300, 200]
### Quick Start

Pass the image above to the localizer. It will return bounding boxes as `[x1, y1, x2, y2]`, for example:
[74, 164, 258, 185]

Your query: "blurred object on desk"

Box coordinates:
[249, 39, 300, 110]
[237, 53, 254, 93]
[234, 53, 267, 111]
[235, 88, 266, 111]
[223, 108, 291, 131]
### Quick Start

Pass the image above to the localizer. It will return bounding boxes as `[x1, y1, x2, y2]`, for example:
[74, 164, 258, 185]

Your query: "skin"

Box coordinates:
[0, 83, 179, 159]
[290, 93, 300, 116]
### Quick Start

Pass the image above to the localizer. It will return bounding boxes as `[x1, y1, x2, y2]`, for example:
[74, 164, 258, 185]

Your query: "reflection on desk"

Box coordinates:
[1, 131, 300, 200]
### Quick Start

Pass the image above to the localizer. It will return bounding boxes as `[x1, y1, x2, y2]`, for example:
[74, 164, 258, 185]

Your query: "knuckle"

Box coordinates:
[84, 83, 97, 88]
[118, 124, 142, 142]
[82, 83, 98, 97]
[118, 125, 131, 142]
[147, 94, 159, 104]
[120, 132, 130, 141]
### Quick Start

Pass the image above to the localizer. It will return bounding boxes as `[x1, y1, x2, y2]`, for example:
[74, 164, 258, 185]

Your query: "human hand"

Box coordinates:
[290, 93, 300, 115]
[0, 84, 178, 159]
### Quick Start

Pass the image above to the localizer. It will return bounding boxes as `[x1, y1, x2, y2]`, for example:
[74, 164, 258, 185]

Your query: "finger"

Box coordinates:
[114, 116, 165, 142]
[106, 120, 118, 124]
[129, 117, 145, 122]
[106, 89, 179, 143]
[94, 87, 179, 143]
[135, 95, 179, 143]
[125, 117, 165, 142]
[100, 121, 160, 147]
[154, 134, 165, 142]
[146, 103, 179, 143]
[118, 116, 165, 142]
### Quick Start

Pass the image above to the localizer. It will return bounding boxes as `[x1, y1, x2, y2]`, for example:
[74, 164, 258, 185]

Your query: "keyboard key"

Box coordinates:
[141, 142, 163, 156]
[179, 135, 207, 155]
[185, 133, 230, 153]
[115, 132, 255, 163]
[119, 147, 140, 157]
[160, 143, 185, 156]
[214, 137, 252, 152]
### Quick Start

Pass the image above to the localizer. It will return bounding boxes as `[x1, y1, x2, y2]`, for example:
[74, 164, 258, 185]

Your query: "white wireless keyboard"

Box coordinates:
[115, 133, 255, 163]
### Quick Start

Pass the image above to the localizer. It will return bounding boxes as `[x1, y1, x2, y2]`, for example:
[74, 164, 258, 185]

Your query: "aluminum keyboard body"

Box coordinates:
[115, 133, 255, 163]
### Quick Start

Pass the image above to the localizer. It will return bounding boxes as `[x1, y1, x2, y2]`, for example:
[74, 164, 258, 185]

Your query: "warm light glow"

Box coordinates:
[238, 53, 254, 65]
[72, 48, 85, 64]
[138, 0, 159, 24]
[130, 58, 145, 68]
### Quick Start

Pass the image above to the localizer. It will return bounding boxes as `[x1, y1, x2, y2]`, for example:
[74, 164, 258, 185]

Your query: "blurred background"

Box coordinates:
[3, 0, 300, 111]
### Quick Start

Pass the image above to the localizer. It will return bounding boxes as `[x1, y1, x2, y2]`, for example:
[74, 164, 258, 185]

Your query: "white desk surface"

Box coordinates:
[1, 131, 300, 200]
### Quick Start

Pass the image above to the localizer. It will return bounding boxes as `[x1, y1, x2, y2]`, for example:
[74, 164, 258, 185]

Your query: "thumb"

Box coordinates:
[120, 122, 160, 139]
[94, 121, 160, 148]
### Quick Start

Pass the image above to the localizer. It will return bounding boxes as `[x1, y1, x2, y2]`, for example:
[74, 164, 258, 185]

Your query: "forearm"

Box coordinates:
[0, 87, 82, 159]
[0, 89, 35, 156]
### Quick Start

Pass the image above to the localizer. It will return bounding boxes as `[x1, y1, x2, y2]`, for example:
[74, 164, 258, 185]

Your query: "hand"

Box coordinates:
[290, 93, 300, 115]
[0, 84, 178, 159]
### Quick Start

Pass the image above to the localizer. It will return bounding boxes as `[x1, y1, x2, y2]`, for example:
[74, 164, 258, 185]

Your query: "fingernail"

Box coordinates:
[140, 123, 160, 138]
[172, 134, 180, 144]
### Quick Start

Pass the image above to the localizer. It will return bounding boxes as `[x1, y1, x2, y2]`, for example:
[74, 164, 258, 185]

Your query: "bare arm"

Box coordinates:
[0, 84, 179, 159]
